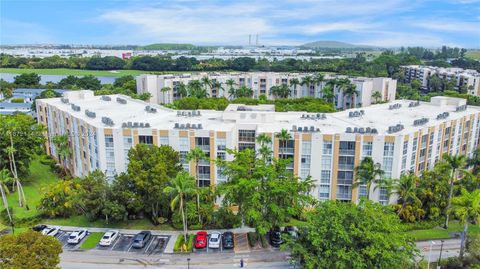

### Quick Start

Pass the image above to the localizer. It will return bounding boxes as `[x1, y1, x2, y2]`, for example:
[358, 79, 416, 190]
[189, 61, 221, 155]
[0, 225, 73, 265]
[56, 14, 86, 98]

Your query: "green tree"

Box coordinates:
[73, 170, 110, 222]
[301, 76, 314, 96]
[13, 73, 41, 87]
[320, 85, 335, 104]
[392, 173, 421, 217]
[200, 76, 212, 90]
[452, 189, 480, 258]
[0, 230, 63, 269]
[164, 171, 197, 242]
[176, 82, 188, 98]
[0, 169, 13, 229]
[354, 157, 385, 200]
[186, 147, 208, 224]
[161, 86, 171, 103]
[289, 78, 300, 97]
[372, 91, 382, 103]
[52, 134, 70, 171]
[225, 79, 237, 98]
[127, 144, 182, 223]
[38, 179, 78, 218]
[285, 201, 418, 269]
[443, 154, 467, 228]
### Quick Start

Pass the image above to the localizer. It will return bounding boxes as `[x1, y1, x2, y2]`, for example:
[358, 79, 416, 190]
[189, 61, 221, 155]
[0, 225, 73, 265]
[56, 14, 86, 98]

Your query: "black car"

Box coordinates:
[269, 226, 283, 247]
[222, 231, 234, 249]
[132, 231, 152, 249]
[32, 224, 47, 232]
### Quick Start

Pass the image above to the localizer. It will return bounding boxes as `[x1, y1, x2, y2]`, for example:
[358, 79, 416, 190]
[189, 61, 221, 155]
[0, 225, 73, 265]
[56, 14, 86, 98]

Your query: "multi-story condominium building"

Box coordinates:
[136, 72, 397, 110]
[37, 90, 480, 204]
[403, 65, 480, 96]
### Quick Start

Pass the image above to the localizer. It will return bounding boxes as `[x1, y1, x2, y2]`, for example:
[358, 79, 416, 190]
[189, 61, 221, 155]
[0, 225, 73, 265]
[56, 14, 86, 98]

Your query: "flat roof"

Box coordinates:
[39, 91, 480, 135]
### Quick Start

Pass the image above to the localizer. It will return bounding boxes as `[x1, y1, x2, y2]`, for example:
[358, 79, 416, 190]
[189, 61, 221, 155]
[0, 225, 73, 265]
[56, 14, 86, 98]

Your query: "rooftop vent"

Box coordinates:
[408, 101, 420, 107]
[293, 125, 320, 132]
[348, 110, 364, 118]
[116, 97, 127, 104]
[413, 118, 429, 126]
[101, 117, 114, 126]
[145, 106, 157, 113]
[389, 103, 402, 110]
[85, 110, 96, 118]
[436, 112, 450, 120]
[71, 104, 81, 112]
[101, 96, 111, 101]
[345, 126, 378, 134]
[174, 122, 203, 129]
[301, 113, 327, 120]
[455, 105, 467, 112]
[61, 97, 69, 104]
[387, 124, 405, 134]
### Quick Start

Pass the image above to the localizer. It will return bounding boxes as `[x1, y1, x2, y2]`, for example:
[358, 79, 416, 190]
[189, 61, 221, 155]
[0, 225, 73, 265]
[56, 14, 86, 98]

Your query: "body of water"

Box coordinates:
[0, 73, 117, 84]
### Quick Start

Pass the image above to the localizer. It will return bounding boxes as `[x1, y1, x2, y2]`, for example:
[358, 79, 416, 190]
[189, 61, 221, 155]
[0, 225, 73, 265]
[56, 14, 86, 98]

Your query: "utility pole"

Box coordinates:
[437, 240, 445, 269]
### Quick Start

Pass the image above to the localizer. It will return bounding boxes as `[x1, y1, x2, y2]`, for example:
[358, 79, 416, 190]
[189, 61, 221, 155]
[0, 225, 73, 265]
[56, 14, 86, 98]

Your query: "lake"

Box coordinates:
[0, 73, 117, 84]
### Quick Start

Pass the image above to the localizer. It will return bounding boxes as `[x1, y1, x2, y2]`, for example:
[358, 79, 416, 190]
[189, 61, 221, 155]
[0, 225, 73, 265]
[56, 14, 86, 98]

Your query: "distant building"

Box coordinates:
[136, 72, 396, 110]
[0, 88, 69, 116]
[402, 65, 480, 96]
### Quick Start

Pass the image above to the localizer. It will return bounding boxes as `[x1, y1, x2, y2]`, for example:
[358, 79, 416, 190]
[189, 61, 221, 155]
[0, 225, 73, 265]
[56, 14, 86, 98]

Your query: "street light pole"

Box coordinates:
[437, 240, 445, 269]
[187, 258, 190, 269]
[427, 241, 436, 269]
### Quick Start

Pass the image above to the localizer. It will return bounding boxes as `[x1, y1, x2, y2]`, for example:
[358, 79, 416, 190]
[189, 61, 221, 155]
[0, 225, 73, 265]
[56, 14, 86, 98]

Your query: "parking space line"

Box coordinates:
[127, 240, 134, 252]
[110, 235, 121, 250]
[144, 237, 156, 253]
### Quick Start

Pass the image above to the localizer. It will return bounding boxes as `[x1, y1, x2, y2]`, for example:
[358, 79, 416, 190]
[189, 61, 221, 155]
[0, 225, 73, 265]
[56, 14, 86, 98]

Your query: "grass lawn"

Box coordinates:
[43, 215, 175, 231]
[80, 232, 103, 249]
[6, 155, 59, 220]
[406, 221, 480, 241]
[0, 68, 146, 77]
[466, 50, 480, 60]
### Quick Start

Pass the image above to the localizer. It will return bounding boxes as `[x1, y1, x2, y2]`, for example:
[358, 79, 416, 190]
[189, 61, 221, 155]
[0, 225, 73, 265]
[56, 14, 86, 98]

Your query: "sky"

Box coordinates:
[1, 0, 480, 48]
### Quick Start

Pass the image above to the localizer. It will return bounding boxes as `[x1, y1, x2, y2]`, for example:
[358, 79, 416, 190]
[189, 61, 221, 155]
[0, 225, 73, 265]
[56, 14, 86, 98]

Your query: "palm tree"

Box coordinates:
[236, 86, 253, 98]
[176, 82, 188, 98]
[275, 129, 292, 150]
[468, 148, 480, 174]
[452, 188, 480, 258]
[289, 78, 300, 97]
[321, 85, 335, 104]
[160, 86, 171, 103]
[443, 154, 467, 228]
[354, 157, 385, 200]
[225, 79, 237, 98]
[0, 169, 13, 230]
[256, 133, 272, 161]
[210, 81, 224, 97]
[372, 91, 382, 104]
[270, 84, 290, 99]
[5, 129, 28, 209]
[200, 76, 212, 91]
[186, 147, 208, 224]
[163, 171, 197, 243]
[393, 173, 420, 216]
[313, 73, 325, 96]
[187, 80, 207, 98]
[300, 76, 314, 97]
[340, 80, 358, 109]
[52, 134, 70, 170]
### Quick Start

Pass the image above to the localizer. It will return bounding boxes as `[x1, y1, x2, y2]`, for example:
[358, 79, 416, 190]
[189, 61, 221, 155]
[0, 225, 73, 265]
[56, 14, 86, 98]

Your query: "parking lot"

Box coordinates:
[53, 229, 170, 256]
[192, 233, 235, 254]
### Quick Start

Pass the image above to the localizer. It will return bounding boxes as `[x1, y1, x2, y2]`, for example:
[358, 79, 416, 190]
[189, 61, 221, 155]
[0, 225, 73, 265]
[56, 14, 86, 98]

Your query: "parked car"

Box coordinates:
[269, 226, 283, 247]
[132, 231, 152, 249]
[283, 226, 298, 239]
[32, 224, 47, 232]
[208, 232, 221, 249]
[99, 230, 119, 246]
[222, 231, 234, 249]
[195, 231, 208, 249]
[68, 229, 88, 244]
[41, 226, 60, 237]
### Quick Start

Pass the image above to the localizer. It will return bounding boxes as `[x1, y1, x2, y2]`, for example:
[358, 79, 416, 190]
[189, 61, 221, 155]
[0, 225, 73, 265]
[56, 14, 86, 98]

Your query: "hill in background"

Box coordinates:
[301, 40, 376, 49]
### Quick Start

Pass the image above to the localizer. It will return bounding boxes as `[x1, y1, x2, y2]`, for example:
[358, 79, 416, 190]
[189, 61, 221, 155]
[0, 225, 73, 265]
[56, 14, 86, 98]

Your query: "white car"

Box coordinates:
[208, 232, 221, 249]
[99, 230, 119, 246]
[41, 226, 60, 237]
[67, 229, 88, 244]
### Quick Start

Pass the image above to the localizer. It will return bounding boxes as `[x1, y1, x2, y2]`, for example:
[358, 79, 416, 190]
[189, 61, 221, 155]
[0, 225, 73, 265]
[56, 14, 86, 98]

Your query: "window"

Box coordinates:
[105, 135, 114, 147]
[323, 141, 332, 155]
[139, 135, 153, 145]
[362, 142, 373, 157]
[383, 142, 394, 157]
[238, 130, 256, 143]
[160, 136, 169, 145]
[318, 185, 330, 200]
[339, 141, 355, 156]
[379, 186, 389, 205]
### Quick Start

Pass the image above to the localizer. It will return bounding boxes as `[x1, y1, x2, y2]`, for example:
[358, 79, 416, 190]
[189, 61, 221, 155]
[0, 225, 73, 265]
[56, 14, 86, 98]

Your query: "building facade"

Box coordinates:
[37, 91, 480, 204]
[136, 72, 397, 110]
[403, 65, 480, 96]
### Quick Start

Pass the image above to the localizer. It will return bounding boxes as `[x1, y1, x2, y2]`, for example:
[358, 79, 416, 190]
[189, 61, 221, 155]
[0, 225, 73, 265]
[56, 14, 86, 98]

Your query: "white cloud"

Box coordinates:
[299, 22, 378, 35]
[413, 19, 480, 34]
[356, 31, 454, 47]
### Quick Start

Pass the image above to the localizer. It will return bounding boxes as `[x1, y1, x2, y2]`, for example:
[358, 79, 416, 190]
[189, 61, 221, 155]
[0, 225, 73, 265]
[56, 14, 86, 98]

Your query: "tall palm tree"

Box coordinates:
[338, 79, 358, 108]
[163, 171, 197, 243]
[321, 85, 335, 104]
[160, 86, 171, 103]
[200, 76, 212, 91]
[300, 76, 314, 97]
[443, 154, 467, 228]
[0, 169, 13, 230]
[313, 73, 325, 96]
[5, 129, 28, 209]
[210, 81, 224, 97]
[256, 133, 272, 161]
[275, 129, 292, 150]
[186, 147, 208, 224]
[236, 86, 253, 98]
[354, 157, 385, 200]
[452, 188, 480, 258]
[372, 91, 382, 104]
[225, 79, 237, 99]
[393, 173, 420, 216]
[289, 78, 300, 97]
[52, 134, 70, 170]
[468, 148, 480, 174]
[187, 80, 207, 98]
[176, 82, 188, 98]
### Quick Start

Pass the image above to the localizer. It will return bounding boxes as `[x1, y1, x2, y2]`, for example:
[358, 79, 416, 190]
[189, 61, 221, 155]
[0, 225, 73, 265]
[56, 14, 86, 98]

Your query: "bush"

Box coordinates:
[260, 234, 268, 248]
[211, 207, 241, 229]
[10, 98, 24, 103]
[400, 219, 442, 231]
[173, 234, 193, 253]
[247, 232, 258, 247]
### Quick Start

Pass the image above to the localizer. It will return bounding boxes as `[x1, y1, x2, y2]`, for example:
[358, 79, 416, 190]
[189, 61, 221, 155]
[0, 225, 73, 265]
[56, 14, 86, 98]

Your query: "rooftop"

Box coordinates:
[39, 90, 480, 136]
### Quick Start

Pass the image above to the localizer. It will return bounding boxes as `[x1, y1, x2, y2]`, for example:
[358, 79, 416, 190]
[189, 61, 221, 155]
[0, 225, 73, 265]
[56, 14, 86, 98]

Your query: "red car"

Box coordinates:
[195, 231, 208, 249]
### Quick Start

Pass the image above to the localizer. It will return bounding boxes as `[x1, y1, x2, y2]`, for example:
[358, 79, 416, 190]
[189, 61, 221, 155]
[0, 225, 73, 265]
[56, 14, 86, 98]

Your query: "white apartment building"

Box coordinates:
[403, 65, 480, 96]
[37, 91, 480, 204]
[136, 72, 397, 110]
